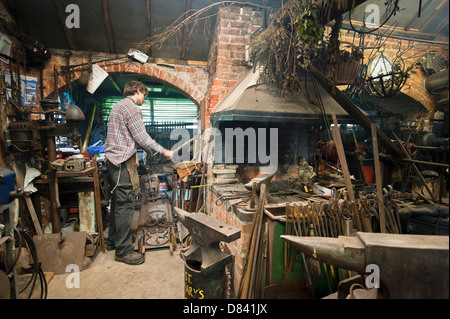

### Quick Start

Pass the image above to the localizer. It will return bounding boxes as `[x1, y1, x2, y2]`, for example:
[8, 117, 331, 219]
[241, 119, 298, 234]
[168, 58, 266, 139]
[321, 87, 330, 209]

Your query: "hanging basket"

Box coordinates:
[367, 71, 408, 98]
[336, 59, 362, 85]
[312, 44, 363, 85]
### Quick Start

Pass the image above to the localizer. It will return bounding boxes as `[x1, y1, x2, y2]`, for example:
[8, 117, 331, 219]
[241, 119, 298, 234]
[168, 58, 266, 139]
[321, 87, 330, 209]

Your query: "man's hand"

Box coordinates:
[162, 149, 174, 160]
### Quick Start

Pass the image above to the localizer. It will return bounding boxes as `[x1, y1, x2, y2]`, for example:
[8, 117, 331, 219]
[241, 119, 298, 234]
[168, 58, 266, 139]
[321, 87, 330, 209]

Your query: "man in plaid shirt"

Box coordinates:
[105, 81, 173, 265]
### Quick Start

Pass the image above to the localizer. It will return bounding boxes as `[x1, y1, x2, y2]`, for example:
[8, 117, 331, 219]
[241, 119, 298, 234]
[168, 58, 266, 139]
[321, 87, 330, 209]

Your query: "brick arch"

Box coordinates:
[42, 55, 208, 106]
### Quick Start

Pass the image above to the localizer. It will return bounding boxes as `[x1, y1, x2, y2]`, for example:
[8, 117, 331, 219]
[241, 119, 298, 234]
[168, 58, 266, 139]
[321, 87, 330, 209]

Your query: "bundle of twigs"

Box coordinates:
[251, 3, 305, 97]
[137, 1, 268, 52]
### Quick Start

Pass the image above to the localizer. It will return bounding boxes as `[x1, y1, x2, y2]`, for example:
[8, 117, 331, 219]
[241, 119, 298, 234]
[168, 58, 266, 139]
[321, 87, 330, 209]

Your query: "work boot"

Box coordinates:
[105, 240, 115, 251]
[115, 252, 145, 265]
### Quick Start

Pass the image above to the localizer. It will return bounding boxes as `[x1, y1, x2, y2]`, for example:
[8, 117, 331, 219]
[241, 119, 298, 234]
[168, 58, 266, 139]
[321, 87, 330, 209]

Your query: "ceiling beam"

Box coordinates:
[180, 0, 193, 60]
[53, 0, 77, 50]
[101, 0, 117, 54]
[433, 19, 449, 34]
[145, 0, 152, 57]
[420, 0, 446, 31]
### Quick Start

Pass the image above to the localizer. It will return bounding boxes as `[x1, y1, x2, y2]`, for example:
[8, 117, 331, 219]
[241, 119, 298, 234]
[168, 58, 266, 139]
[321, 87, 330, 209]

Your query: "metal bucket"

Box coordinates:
[184, 259, 227, 299]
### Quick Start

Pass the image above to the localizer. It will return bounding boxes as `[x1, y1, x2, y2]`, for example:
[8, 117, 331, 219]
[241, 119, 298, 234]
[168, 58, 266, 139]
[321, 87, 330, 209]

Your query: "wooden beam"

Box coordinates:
[53, 0, 77, 50]
[371, 124, 387, 233]
[180, 0, 193, 60]
[331, 113, 363, 232]
[145, 0, 152, 56]
[101, 0, 117, 54]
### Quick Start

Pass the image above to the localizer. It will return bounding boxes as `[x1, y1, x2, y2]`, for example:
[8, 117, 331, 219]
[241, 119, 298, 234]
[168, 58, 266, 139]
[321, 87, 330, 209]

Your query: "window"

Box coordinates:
[101, 96, 198, 127]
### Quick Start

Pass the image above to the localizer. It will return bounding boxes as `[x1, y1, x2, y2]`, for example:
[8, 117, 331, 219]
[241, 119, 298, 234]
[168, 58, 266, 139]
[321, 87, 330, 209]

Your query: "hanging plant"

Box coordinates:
[295, 0, 325, 68]
[325, 15, 343, 83]
[311, 25, 364, 85]
[336, 46, 364, 84]
[251, 3, 305, 97]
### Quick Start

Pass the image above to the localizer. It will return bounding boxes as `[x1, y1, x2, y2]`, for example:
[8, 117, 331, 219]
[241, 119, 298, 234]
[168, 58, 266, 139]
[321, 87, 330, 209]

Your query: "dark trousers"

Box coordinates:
[106, 160, 135, 256]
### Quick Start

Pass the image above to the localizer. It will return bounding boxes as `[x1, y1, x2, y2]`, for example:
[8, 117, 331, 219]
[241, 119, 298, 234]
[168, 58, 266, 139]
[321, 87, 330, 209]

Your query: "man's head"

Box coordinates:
[124, 81, 148, 105]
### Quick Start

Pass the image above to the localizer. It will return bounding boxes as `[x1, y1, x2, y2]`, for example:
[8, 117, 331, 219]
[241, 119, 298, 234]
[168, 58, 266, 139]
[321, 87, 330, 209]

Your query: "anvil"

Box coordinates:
[175, 207, 240, 274]
[281, 232, 449, 299]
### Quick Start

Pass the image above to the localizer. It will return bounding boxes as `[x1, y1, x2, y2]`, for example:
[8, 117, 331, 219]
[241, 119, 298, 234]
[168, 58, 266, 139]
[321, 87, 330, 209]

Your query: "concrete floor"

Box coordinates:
[46, 198, 186, 299]
[46, 247, 185, 299]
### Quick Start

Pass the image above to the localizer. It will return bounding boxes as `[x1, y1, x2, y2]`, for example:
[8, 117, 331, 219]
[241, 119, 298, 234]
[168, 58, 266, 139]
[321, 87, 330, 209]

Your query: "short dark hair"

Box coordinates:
[123, 81, 148, 97]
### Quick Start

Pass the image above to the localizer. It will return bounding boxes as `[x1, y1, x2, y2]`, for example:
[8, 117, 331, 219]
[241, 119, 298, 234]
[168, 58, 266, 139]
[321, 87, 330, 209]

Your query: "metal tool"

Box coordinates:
[175, 207, 241, 299]
[244, 173, 274, 211]
[281, 232, 449, 298]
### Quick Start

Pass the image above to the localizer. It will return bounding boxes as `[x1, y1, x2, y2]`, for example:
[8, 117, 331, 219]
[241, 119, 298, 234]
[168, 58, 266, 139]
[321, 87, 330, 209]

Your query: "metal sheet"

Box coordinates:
[210, 67, 366, 122]
[33, 232, 87, 275]
[79, 192, 96, 233]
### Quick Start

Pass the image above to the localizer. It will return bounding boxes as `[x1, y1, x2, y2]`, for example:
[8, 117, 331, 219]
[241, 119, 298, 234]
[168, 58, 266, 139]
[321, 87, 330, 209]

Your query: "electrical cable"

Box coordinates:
[13, 229, 47, 299]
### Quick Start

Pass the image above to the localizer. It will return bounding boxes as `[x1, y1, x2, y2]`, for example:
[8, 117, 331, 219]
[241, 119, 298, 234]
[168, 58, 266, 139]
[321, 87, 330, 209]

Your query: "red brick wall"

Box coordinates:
[339, 31, 449, 116]
[205, 5, 264, 123]
[38, 53, 209, 105]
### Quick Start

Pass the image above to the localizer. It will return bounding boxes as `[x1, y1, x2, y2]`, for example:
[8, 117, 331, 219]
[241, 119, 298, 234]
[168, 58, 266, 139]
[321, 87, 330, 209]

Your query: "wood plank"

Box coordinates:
[331, 114, 355, 202]
[371, 124, 387, 233]
[212, 168, 237, 174]
[331, 114, 363, 232]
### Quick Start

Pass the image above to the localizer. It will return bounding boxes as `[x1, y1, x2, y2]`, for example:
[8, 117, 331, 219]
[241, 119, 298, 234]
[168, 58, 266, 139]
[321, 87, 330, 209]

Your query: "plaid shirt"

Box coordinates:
[105, 97, 164, 166]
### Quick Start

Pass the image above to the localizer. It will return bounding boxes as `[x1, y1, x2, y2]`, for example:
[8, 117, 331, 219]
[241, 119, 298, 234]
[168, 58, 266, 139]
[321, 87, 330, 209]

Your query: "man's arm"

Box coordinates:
[126, 105, 173, 159]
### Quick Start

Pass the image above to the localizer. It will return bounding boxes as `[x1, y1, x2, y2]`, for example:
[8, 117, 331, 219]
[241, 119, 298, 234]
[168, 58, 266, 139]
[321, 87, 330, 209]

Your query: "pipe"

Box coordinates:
[83, 103, 97, 150]
[424, 69, 449, 93]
